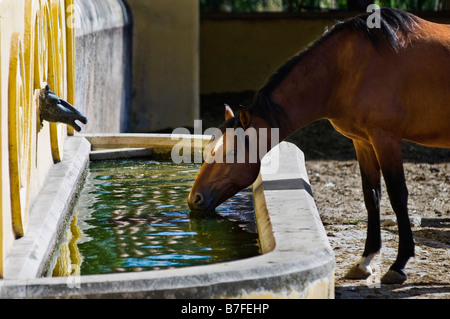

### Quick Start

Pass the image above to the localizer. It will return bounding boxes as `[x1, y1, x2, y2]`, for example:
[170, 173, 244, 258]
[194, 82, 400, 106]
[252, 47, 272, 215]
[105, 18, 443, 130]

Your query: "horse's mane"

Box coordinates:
[245, 8, 418, 128]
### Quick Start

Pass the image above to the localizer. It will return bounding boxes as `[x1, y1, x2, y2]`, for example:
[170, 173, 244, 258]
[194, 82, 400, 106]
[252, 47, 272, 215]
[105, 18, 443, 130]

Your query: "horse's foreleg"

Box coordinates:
[345, 140, 382, 280]
[373, 136, 414, 284]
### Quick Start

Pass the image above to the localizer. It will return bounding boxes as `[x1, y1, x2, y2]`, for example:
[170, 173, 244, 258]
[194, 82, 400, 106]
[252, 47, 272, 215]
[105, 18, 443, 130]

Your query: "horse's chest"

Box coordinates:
[329, 120, 370, 143]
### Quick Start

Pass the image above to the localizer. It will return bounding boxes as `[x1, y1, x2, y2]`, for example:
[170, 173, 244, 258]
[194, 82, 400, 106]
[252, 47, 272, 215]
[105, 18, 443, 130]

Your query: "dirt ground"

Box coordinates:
[201, 92, 450, 299]
[307, 160, 450, 299]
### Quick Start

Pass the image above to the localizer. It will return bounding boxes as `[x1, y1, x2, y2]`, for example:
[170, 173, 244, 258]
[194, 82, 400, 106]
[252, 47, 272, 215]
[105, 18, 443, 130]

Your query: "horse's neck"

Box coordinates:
[271, 30, 352, 140]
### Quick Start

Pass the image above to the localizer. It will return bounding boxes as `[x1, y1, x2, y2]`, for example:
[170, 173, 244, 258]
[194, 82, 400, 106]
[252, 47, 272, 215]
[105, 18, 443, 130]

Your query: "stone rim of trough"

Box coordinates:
[0, 134, 334, 299]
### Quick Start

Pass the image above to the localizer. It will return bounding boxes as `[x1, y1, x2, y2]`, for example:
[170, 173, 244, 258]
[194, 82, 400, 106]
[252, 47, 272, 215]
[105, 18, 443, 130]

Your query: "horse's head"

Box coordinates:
[188, 105, 272, 211]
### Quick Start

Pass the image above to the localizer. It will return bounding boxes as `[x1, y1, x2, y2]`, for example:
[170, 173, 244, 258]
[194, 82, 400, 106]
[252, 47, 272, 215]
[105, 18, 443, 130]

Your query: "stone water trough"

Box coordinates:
[0, 134, 334, 298]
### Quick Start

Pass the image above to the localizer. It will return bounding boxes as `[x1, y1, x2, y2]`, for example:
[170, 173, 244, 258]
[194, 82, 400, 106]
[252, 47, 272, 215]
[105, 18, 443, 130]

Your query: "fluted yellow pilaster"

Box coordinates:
[1, 0, 74, 277]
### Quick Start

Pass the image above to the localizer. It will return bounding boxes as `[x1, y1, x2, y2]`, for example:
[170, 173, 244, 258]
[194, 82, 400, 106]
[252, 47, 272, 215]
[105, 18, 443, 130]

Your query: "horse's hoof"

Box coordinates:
[381, 269, 407, 284]
[344, 264, 372, 279]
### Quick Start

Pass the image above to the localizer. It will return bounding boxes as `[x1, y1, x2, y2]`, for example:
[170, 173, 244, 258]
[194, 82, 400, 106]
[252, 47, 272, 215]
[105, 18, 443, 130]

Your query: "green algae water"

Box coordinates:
[56, 159, 260, 275]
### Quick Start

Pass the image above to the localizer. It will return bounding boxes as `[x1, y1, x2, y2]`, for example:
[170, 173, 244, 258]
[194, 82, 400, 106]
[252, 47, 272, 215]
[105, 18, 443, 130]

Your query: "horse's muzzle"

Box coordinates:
[188, 191, 215, 211]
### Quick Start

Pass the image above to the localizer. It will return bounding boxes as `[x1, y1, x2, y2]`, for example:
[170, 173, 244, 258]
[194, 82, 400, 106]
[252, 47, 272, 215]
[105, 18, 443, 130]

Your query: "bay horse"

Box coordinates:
[188, 8, 450, 284]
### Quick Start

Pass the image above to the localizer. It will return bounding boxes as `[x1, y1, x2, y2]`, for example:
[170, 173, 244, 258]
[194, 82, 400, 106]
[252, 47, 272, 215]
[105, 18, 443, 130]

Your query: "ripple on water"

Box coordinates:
[68, 159, 260, 275]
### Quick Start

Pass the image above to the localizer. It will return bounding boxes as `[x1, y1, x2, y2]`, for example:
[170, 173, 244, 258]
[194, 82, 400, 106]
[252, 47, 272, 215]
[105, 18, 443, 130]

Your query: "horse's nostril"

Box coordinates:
[188, 191, 209, 210]
[194, 193, 204, 204]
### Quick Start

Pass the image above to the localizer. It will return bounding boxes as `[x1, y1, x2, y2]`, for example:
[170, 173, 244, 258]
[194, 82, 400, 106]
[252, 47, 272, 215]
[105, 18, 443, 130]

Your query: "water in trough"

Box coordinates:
[50, 159, 260, 276]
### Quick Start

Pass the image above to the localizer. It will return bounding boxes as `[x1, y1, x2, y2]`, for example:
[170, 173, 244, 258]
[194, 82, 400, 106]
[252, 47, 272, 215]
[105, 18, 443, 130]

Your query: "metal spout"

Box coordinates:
[39, 85, 87, 132]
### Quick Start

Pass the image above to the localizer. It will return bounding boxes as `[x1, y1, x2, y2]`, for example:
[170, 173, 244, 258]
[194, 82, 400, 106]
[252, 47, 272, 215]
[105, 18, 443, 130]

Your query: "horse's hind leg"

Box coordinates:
[345, 140, 382, 280]
[373, 136, 414, 284]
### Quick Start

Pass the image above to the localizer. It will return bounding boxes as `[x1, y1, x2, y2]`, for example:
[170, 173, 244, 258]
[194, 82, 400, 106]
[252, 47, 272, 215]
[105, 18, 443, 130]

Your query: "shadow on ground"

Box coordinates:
[336, 282, 450, 299]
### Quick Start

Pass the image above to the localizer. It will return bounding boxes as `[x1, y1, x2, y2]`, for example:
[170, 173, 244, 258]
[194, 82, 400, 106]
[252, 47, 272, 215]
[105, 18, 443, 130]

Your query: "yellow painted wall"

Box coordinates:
[0, 0, 74, 278]
[200, 15, 336, 94]
[200, 13, 450, 94]
[126, 0, 200, 132]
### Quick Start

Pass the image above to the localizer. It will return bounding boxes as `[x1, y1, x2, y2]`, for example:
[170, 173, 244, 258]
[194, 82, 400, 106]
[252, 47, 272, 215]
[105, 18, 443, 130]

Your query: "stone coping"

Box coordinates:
[0, 134, 334, 298]
[3, 137, 91, 280]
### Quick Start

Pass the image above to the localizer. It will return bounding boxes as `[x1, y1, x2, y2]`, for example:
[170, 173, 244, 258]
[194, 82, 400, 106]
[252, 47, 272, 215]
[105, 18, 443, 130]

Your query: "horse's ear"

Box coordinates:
[224, 104, 234, 120]
[239, 107, 252, 129]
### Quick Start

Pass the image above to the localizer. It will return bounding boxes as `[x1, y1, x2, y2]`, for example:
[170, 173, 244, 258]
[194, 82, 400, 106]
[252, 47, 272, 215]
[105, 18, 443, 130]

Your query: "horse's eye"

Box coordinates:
[210, 135, 215, 142]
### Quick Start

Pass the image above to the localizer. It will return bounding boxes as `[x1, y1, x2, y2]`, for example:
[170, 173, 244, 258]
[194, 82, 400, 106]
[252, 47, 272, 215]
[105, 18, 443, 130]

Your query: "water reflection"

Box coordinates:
[60, 159, 259, 275]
